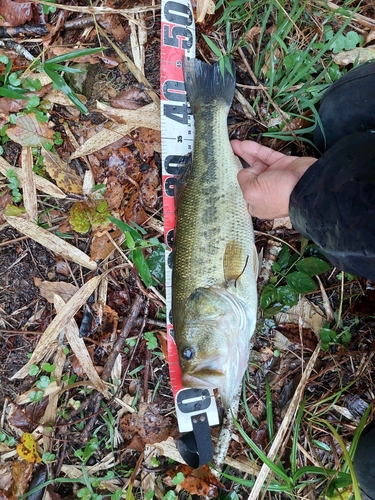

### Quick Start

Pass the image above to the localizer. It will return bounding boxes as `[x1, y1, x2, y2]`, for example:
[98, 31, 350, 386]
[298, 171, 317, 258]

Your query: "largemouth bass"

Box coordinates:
[172, 58, 258, 408]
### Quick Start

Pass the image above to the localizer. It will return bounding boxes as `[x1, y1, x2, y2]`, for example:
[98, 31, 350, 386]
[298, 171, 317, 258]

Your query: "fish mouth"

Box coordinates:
[182, 359, 226, 390]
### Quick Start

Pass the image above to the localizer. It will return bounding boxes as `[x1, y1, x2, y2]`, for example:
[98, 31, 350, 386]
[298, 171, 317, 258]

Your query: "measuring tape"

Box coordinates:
[160, 0, 219, 467]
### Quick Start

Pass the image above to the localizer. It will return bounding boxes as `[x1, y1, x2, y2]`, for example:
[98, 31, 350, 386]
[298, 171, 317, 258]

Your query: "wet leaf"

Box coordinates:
[296, 257, 331, 276]
[167, 464, 224, 498]
[16, 433, 42, 463]
[43, 149, 83, 194]
[260, 284, 277, 310]
[0, 1, 34, 26]
[132, 248, 153, 287]
[120, 403, 177, 451]
[6, 113, 54, 148]
[333, 47, 375, 66]
[69, 199, 111, 234]
[285, 271, 316, 294]
[34, 277, 78, 303]
[6, 461, 33, 499]
[147, 246, 165, 283]
[276, 285, 298, 306]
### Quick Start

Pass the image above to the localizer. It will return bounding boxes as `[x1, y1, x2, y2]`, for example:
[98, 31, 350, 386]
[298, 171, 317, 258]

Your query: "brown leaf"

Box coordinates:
[120, 403, 177, 451]
[43, 149, 83, 194]
[98, 14, 127, 42]
[6, 461, 33, 499]
[132, 128, 161, 159]
[90, 228, 123, 261]
[6, 113, 54, 147]
[140, 159, 160, 209]
[110, 87, 150, 110]
[276, 324, 318, 350]
[123, 189, 148, 225]
[0, 463, 12, 493]
[104, 178, 124, 210]
[167, 464, 224, 498]
[34, 277, 78, 304]
[0, 0, 33, 26]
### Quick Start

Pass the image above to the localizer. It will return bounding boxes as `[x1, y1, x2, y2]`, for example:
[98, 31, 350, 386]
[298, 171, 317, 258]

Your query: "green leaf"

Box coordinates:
[276, 286, 298, 306]
[277, 244, 291, 270]
[296, 257, 331, 276]
[46, 47, 104, 65]
[144, 331, 158, 350]
[343, 31, 362, 50]
[260, 284, 277, 309]
[0, 86, 27, 99]
[202, 34, 223, 58]
[36, 375, 51, 389]
[147, 246, 165, 283]
[28, 364, 40, 376]
[132, 248, 153, 287]
[172, 472, 184, 485]
[42, 363, 55, 373]
[43, 66, 88, 114]
[285, 271, 316, 294]
[109, 216, 142, 243]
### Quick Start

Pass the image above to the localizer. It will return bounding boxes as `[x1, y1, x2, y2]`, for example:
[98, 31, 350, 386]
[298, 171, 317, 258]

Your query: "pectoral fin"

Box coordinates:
[223, 240, 244, 283]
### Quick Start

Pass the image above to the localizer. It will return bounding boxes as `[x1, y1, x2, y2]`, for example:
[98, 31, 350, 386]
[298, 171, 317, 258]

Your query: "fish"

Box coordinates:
[172, 57, 258, 408]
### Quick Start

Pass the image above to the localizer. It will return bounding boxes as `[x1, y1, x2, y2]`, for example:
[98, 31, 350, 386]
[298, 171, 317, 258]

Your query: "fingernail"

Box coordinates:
[237, 156, 251, 168]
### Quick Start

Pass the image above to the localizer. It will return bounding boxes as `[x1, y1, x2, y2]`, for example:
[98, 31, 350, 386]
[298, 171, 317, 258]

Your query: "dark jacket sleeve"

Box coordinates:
[289, 131, 375, 282]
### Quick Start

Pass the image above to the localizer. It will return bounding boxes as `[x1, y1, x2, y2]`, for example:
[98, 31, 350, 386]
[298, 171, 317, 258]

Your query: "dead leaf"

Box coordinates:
[16, 433, 42, 464]
[11, 275, 102, 379]
[98, 14, 127, 42]
[332, 47, 375, 66]
[4, 215, 97, 270]
[0, 0, 34, 26]
[0, 155, 66, 199]
[139, 159, 160, 208]
[90, 227, 124, 261]
[6, 113, 54, 147]
[196, 0, 215, 22]
[277, 324, 319, 350]
[97, 101, 160, 130]
[0, 464, 12, 493]
[123, 189, 149, 225]
[21, 147, 38, 221]
[43, 149, 83, 194]
[34, 277, 78, 303]
[120, 403, 177, 451]
[104, 178, 124, 210]
[110, 87, 150, 110]
[132, 128, 161, 158]
[167, 464, 224, 498]
[6, 461, 33, 500]
[275, 297, 326, 335]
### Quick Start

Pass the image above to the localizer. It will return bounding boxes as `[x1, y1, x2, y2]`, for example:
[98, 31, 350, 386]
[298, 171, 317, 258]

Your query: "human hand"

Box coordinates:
[232, 140, 317, 219]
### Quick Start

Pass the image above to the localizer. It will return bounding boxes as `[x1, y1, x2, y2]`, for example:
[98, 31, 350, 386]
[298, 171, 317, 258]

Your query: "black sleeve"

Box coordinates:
[289, 131, 375, 282]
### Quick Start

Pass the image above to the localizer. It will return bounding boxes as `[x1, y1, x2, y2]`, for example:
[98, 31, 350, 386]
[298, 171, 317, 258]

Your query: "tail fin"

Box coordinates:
[183, 58, 236, 114]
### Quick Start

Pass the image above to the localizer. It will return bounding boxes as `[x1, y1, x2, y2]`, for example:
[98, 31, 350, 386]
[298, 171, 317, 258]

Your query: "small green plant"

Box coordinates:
[109, 217, 166, 288]
[260, 243, 331, 317]
[0, 430, 16, 447]
[74, 437, 100, 463]
[28, 364, 56, 402]
[5, 169, 22, 203]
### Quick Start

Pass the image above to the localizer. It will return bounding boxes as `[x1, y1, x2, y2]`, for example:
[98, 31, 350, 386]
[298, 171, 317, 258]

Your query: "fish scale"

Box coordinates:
[172, 58, 258, 408]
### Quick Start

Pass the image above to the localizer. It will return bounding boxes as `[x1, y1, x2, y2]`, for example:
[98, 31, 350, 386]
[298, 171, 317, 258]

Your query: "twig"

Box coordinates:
[80, 295, 143, 441]
[0, 24, 49, 38]
[313, 0, 375, 30]
[247, 344, 320, 500]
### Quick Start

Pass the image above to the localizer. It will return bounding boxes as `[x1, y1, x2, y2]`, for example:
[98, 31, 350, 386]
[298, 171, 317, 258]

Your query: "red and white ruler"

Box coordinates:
[160, 0, 219, 459]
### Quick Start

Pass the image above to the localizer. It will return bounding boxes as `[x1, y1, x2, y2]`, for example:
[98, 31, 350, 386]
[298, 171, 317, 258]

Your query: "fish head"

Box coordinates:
[176, 287, 255, 408]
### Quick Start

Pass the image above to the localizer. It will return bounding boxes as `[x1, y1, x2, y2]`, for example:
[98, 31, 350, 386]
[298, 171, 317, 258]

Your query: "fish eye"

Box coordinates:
[181, 347, 195, 360]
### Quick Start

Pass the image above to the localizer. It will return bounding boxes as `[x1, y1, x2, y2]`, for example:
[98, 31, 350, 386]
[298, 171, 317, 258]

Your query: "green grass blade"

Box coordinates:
[232, 414, 291, 484]
[46, 47, 104, 64]
[43, 66, 88, 114]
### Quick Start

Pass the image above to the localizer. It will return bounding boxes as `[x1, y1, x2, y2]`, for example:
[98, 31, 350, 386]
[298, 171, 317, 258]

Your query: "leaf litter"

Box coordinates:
[0, 1, 375, 499]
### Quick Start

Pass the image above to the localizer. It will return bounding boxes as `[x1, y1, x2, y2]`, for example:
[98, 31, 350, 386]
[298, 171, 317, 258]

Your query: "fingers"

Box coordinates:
[231, 139, 286, 167]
